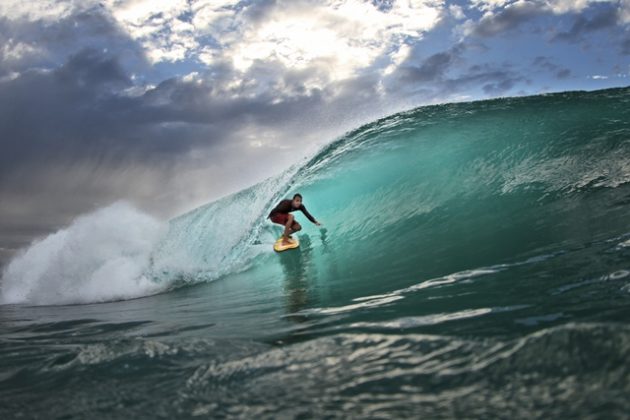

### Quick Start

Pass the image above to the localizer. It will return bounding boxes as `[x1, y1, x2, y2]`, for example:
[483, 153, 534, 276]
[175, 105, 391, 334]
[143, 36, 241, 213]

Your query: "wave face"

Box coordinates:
[153, 86, 630, 294]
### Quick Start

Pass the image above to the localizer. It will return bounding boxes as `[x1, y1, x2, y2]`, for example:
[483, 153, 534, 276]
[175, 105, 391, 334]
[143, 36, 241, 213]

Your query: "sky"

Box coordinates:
[1, 0, 629, 264]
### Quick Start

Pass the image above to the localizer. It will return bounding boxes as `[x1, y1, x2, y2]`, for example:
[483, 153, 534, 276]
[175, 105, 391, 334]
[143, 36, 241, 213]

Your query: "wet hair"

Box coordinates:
[293, 193, 303, 200]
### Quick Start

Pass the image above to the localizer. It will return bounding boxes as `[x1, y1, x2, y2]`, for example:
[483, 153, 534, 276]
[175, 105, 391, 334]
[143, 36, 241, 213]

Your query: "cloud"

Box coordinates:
[532, 56, 571, 79]
[0, 0, 81, 22]
[552, 4, 619, 42]
[464, 0, 622, 38]
[451, 65, 525, 96]
[390, 43, 525, 99]
[545, 0, 594, 14]
[400, 50, 457, 82]
[210, 0, 445, 88]
[90, 0, 446, 88]
[59, 48, 130, 86]
[621, 0, 630, 23]
[449, 4, 466, 20]
[470, 0, 513, 12]
[103, 0, 197, 63]
[482, 76, 519, 94]
[533, 55, 558, 71]
[0, 6, 147, 80]
[556, 68, 571, 79]
[471, 1, 544, 37]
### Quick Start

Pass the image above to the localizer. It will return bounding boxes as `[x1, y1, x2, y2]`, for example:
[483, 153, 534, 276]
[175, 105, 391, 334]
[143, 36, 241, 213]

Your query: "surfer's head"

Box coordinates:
[292, 193, 303, 208]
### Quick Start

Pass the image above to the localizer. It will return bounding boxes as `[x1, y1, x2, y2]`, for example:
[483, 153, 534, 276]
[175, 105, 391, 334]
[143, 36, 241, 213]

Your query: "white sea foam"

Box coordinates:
[0, 202, 166, 305]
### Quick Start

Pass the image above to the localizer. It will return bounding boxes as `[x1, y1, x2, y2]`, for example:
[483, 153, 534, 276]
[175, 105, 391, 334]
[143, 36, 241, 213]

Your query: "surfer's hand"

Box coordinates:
[315, 221, 322, 226]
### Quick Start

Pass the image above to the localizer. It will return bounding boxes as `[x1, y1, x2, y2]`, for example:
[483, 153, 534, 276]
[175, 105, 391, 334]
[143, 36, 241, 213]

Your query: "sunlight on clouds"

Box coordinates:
[98, 0, 443, 80]
[104, 0, 195, 63]
[620, 0, 630, 24]
[0, 71, 21, 83]
[198, 47, 220, 66]
[227, 0, 443, 84]
[107, 0, 239, 65]
[543, 0, 620, 15]
[383, 44, 412, 76]
[232, 15, 372, 79]
[106, 0, 187, 26]
[470, 0, 513, 12]
[0, 0, 444, 83]
[191, 0, 240, 34]
[459, 0, 621, 39]
[449, 4, 466, 19]
[1, 39, 43, 63]
[0, 0, 79, 21]
[469, 0, 617, 15]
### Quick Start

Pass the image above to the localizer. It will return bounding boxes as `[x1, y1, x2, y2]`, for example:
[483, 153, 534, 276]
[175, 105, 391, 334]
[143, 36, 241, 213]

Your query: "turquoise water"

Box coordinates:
[2, 87, 630, 418]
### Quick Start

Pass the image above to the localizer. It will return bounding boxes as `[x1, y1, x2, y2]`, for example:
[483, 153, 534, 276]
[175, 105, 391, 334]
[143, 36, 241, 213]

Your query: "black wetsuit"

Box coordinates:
[268, 199, 317, 223]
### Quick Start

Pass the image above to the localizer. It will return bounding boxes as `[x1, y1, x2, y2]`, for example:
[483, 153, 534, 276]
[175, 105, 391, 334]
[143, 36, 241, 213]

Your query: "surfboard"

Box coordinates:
[274, 236, 299, 252]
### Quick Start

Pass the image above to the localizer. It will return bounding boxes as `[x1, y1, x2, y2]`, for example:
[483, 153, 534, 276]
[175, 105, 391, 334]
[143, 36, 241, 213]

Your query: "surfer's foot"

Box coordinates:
[282, 236, 294, 245]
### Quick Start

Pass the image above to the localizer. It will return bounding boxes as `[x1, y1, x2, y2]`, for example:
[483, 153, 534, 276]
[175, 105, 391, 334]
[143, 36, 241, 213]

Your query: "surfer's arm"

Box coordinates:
[299, 205, 318, 224]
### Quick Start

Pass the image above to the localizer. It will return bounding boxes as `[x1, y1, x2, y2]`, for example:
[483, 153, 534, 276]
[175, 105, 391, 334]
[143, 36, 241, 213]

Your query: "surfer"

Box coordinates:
[268, 194, 321, 245]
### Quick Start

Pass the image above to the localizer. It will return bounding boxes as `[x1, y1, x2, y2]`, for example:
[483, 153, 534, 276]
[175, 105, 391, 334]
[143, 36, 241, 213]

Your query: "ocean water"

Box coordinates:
[2, 87, 630, 418]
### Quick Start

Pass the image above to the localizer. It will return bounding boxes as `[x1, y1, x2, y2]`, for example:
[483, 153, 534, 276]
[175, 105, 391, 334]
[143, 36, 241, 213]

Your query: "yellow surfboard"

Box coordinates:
[273, 236, 299, 252]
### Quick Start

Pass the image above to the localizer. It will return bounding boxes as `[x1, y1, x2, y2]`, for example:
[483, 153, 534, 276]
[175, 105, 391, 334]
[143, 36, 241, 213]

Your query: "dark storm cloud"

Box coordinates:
[552, 5, 620, 42]
[0, 7, 144, 77]
[58, 48, 130, 86]
[0, 49, 134, 173]
[0, 47, 343, 178]
[472, 1, 543, 37]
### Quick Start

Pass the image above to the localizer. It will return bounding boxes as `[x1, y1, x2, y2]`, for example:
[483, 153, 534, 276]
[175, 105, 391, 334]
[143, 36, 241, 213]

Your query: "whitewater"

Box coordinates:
[2, 87, 630, 418]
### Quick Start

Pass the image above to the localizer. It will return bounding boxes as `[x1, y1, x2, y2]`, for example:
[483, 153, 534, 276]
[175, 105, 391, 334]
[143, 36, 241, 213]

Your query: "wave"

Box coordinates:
[3, 87, 630, 305]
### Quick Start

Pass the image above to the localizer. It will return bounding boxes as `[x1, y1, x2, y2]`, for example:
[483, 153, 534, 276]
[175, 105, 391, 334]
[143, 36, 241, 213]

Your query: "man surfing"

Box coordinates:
[268, 193, 321, 245]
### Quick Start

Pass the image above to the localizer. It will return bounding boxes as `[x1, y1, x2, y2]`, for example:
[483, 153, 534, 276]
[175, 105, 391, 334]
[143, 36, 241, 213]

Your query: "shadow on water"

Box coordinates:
[278, 234, 315, 321]
[277, 227, 343, 324]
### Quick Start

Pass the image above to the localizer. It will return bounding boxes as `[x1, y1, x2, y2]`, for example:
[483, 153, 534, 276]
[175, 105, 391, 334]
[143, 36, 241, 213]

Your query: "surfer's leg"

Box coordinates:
[282, 222, 301, 244]
[291, 222, 302, 233]
[283, 214, 295, 243]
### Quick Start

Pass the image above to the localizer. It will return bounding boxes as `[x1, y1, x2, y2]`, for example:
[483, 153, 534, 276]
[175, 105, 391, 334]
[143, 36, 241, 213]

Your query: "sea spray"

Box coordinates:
[1, 202, 165, 305]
